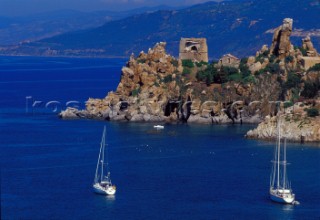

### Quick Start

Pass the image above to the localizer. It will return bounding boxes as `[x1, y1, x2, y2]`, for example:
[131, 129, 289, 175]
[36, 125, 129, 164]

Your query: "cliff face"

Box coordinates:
[246, 104, 320, 143]
[60, 42, 283, 124]
[60, 18, 320, 143]
[270, 18, 293, 59]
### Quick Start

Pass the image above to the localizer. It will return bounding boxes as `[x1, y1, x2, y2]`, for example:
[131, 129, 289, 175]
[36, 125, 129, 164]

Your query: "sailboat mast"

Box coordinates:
[277, 118, 281, 189]
[94, 140, 103, 183]
[283, 138, 287, 189]
[101, 126, 106, 182]
[271, 134, 277, 188]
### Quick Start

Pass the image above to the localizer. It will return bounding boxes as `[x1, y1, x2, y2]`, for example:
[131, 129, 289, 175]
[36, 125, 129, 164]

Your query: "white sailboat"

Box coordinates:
[93, 126, 116, 195]
[269, 118, 295, 204]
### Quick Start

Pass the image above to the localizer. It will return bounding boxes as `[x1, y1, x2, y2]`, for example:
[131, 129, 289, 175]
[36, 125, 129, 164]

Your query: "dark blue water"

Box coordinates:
[1, 56, 320, 219]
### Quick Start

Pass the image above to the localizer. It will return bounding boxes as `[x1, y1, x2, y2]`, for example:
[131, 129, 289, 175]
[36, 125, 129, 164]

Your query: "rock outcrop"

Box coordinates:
[246, 115, 320, 143]
[302, 35, 318, 57]
[60, 42, 278, 124]
[270, 18, 293, 59]
[246, 102, 320, 143]
[59, 19, 319, 143]
[299, 36, 320, 70]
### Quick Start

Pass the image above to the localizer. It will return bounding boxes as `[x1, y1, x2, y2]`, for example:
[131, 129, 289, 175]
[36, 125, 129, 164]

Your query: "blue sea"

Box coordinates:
[1, 56, 319, 220]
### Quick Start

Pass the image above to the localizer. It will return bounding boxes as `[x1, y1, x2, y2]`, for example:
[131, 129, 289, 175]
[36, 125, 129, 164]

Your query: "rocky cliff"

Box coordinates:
[246, 102, 320, 142]
[60, 41, 283, 124]
[60, 18, 320, 142]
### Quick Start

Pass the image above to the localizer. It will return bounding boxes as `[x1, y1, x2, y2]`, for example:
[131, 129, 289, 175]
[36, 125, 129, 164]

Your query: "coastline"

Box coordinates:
[58, 41, 320, 143]
[0, 54, 127, 59]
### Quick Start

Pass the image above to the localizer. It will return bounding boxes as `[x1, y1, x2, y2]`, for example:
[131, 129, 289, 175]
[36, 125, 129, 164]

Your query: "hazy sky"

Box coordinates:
[0, 0, 215, 16]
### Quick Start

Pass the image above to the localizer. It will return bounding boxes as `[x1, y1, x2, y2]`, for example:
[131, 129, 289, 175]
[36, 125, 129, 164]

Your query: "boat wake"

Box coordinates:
[292, 200, 300, 205]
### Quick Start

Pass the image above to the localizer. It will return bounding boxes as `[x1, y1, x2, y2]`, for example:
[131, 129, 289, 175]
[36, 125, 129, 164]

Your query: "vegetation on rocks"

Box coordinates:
[60, 19, 320, 142]
[306, 108, 319, 117]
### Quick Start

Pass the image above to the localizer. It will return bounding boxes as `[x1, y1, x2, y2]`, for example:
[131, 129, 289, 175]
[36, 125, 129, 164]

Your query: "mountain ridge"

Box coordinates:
[1, 0, 319, 58]
[0, 5, 181, 46]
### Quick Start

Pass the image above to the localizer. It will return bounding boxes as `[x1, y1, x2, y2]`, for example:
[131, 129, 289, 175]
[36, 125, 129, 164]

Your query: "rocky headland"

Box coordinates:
[60, 18, 320, 142]
[246, 101, 320, 143]
[60, 41, 278, 124]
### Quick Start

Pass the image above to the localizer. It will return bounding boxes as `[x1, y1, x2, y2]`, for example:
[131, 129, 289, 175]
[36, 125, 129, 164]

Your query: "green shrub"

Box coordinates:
[240, 57, 248, 64]
[243, 75, 256, 83]
[197, 70, 208, 82]
[227, 73, 242, 82]
[292, 88, 300, 100]
[255, 56, 264, 64]
[255, 68, 266, 76]
[255, 51, 269, 63]
[195, 61, 208, 67]
[182, 67, 191, 75]
[196, 64, 218, 85]
[239, 60, 251, 78]
[301, 81, 319, 98]
[269, 54, 277, 63]
[182, 59, 194, 68]
[137, 59, 146, 64]
[205, 74, 214, 85]
[306, 108, 319, 117]
[265, 63, 280, 74]
[299, 47, 308, 56]
[285, 55, 294, 63]
[284, 101, 293, 108]
[308, 63, 320, 72]
[222, 66, 238, 75]
[262, 50, 270, 56]
[276, 76, 283, 84]
[163, 75, 173, 83]
[171, 59, 179, 67]
[285, 72, 301, 89]
[131, 88, 140, 96]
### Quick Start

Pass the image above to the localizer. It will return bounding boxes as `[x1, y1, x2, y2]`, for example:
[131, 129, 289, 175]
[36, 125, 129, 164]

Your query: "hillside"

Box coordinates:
[1, 0, 319, 58]
[0, 6, 179, 46]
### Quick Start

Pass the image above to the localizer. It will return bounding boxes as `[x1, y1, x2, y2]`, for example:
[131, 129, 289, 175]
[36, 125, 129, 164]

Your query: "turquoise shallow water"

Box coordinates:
[1, 56, 319, 219]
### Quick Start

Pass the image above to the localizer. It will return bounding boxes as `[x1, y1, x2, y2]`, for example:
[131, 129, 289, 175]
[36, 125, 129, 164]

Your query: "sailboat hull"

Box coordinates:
[270, 189, 295, 204]
[93, 183, 116, 195]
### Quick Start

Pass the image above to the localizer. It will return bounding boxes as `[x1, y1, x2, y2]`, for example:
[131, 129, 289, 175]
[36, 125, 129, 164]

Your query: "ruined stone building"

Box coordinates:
[217, 54, 240, 68]
[179, 38, 208, 62]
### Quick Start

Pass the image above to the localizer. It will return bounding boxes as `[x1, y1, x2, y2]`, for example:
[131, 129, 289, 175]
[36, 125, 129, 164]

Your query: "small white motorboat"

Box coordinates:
[153, 125, 164, 129]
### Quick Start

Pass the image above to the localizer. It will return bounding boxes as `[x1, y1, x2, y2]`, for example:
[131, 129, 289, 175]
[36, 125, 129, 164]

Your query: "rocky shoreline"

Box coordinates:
[59, 106, 264, 124]
[60, 18, 320, 143]
[246, 115, 320, 143]
[60, 41, 279, 125]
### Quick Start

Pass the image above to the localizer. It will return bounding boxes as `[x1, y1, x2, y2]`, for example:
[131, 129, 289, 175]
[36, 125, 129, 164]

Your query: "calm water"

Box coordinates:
[1, 56, 319, 220]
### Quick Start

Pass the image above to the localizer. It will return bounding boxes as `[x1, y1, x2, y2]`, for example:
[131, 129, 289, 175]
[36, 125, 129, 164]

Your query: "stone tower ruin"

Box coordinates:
[179, 38, 208, 62]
